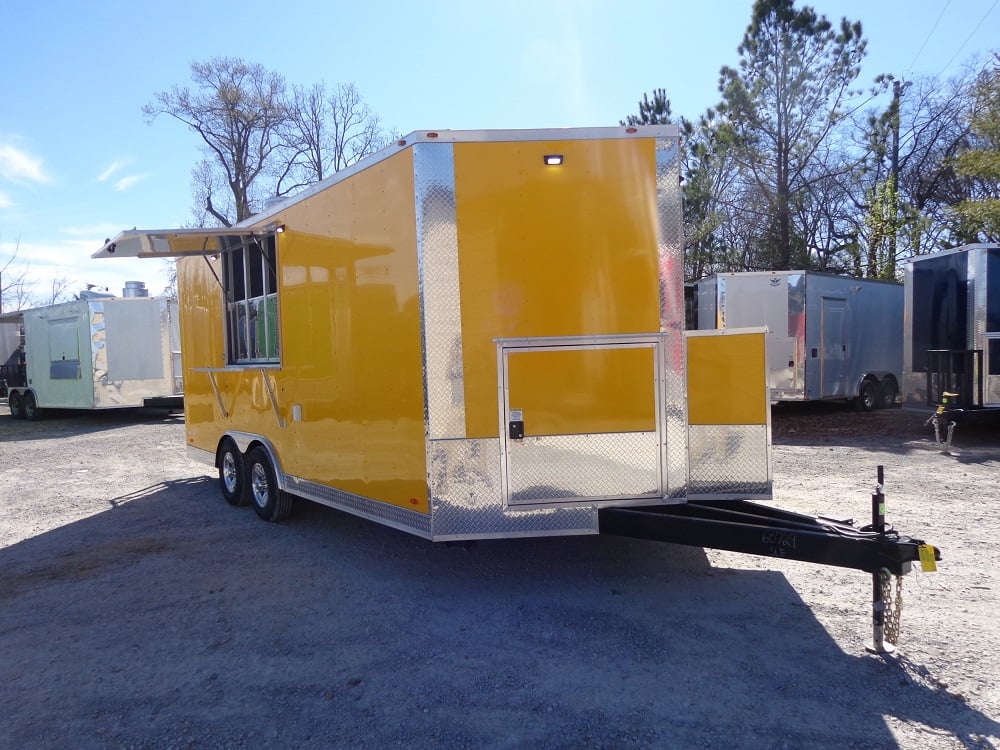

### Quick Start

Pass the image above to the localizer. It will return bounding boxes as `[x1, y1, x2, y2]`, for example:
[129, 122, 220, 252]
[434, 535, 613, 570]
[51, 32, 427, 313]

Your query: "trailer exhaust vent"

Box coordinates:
[123, 281, 149, 298]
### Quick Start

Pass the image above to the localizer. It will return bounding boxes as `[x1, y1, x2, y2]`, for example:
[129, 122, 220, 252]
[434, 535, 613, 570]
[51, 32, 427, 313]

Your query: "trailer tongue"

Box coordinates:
[600, 497, 934, 577]
[601, 465, 940, 653]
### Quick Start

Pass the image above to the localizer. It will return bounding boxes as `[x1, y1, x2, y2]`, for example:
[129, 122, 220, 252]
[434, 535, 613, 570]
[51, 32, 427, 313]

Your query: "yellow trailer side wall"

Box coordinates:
[178, 150, 429, 512]
[453, 138, 662, 438]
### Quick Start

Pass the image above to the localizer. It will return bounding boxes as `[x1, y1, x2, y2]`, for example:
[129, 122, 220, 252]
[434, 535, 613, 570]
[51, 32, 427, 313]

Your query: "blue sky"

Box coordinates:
[1, 0, 997, 304]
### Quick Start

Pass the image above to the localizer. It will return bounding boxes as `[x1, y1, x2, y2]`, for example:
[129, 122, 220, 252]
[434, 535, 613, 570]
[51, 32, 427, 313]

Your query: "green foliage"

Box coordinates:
[621, 2, 994, 277]
[952, 61, 1000, 242]
[718, 0, 866, 271]
[863, 176, 904, 279]
[620, 89, 673, 126]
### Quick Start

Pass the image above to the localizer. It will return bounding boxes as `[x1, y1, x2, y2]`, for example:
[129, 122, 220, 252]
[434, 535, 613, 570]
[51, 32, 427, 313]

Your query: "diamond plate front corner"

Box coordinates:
[687, 424, 771, 498]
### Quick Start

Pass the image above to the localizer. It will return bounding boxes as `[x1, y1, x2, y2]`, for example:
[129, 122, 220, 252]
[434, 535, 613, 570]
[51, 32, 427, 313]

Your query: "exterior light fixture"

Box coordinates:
[543, 154, 564, 166]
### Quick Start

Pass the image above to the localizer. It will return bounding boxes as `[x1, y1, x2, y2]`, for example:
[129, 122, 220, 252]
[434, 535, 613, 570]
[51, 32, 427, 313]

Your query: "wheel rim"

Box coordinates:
[24, 396, 35, 418]
[222, 452, 239, 494]
[251, 462, 269, 508]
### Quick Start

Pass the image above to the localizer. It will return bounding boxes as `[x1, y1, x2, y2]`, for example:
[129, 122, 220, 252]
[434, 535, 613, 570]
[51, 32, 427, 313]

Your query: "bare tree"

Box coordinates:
[275, 82, 392, 196]
[41, 277, 71, 307]
[890, 75, 970, 267]
[1, 238, 33, 312]
[144, 58, 289, 226]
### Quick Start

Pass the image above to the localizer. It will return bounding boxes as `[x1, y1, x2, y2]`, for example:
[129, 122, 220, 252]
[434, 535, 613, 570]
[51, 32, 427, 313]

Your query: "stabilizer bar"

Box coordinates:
[598, 499, 940, 575]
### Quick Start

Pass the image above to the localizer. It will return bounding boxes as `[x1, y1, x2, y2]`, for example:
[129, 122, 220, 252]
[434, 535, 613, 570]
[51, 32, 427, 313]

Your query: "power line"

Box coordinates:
[906, 0, 951, 74]
[942, 0, 999, 72]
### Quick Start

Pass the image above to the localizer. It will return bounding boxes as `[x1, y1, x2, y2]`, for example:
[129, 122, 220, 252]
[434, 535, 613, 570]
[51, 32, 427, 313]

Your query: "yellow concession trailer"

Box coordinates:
[96, 127, 936, 641]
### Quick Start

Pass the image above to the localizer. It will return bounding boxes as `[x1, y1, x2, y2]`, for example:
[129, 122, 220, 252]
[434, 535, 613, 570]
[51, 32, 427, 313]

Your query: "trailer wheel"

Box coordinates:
[218, 438, 249, 507]
[8, 391, 25, 419]
[247, 446, 293, 522]
[856, 380, 878, 412]
[23, 391, 41, 421]
[879, 379, 898, 410]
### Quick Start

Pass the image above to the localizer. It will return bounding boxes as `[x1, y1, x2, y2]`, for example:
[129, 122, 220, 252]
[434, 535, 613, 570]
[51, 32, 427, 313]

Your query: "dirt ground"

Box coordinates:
[1, 402, 998, 749]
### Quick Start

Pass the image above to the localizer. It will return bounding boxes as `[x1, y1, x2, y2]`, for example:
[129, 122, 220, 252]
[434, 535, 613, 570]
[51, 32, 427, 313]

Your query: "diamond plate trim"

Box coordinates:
[507, 433, 659, 504]
[687, 424, 771, 497]
[656, 137, 687, 498]
[414, 143, 464, 440]
[284, 475, 433, 538]
[428, 438, 598, 539]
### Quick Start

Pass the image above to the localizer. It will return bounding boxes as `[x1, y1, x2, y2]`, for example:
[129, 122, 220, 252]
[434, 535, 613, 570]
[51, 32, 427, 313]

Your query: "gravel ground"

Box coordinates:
[1, 403, 998, 749]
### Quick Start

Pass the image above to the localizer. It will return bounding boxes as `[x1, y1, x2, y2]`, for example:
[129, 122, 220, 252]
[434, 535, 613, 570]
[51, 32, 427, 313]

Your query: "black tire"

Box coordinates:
[23, 391, 41, 421]
[246, 446, 293, 522]
[856, 380, 878, 412]
[879, 379, 898, 410]
[218, 438, 249, 506]
[8, 391, 25, 420]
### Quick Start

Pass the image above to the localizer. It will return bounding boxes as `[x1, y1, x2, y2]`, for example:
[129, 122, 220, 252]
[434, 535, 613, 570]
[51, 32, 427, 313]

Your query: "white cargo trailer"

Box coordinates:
[693, 271, 903, 409]
[3, 294, 182, 420]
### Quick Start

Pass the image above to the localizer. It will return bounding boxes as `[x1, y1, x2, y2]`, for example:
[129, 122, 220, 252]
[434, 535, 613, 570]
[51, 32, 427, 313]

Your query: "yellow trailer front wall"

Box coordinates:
[453, 138, 662, 438]
[180, 150, 429, 513]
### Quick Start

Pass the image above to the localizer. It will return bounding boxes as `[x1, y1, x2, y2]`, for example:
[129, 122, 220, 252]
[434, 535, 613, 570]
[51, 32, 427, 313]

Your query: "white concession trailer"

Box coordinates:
[3, 293, 182, 420]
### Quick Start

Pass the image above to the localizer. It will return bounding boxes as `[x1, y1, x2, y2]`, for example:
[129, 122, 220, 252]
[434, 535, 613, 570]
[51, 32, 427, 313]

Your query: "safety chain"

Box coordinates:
[880, 568, 904, 645]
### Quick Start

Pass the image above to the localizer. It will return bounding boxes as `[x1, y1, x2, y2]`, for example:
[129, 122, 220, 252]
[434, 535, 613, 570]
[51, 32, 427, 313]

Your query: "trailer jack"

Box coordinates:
[924, 391, 960, 454]
[598, 466, 939, 652]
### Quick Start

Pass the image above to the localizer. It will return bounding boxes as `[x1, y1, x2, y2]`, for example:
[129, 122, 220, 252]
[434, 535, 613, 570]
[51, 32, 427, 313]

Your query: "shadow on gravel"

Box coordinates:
[772, 401, 1000, 461]
[2, 481, 998, 749]
[0, 409, 183, 441]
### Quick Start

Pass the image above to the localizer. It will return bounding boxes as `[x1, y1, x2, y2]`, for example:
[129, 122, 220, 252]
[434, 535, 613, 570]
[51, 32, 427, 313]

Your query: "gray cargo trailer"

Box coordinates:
[903, 243, 1000, 414]
[693, 271, 903, 409]
[2, 294, 182, 420]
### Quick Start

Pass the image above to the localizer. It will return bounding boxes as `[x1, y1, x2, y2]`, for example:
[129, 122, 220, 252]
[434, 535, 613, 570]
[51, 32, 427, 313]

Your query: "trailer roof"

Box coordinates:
[907, 243, 999, 265]
[94, 125, 681, 260]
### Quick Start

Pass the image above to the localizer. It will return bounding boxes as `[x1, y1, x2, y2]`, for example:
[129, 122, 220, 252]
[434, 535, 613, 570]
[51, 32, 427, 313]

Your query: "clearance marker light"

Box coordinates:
[543, 154, 564, 166]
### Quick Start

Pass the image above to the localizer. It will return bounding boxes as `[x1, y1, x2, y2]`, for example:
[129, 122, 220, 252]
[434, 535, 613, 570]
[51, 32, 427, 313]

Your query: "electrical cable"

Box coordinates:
[906, 1, 951, 74]
[941, 0, 999, 72]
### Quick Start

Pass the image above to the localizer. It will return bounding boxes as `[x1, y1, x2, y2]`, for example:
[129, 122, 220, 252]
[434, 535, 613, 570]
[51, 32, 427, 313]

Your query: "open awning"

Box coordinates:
[93, 228, 262, 259]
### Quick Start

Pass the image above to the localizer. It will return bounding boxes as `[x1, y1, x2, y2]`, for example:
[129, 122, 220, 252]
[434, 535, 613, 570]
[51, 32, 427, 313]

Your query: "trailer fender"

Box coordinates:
[853, 372, 898, 411]
[855, 377, 880, 412]
[16, 388, 42, 421]
[876, 374, 899, 408]
[220, 431, 288, 492]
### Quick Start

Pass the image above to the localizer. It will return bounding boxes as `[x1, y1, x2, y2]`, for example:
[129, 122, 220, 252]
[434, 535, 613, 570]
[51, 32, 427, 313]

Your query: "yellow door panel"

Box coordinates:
[507, 347, 655, 436]
[687, 331, 768, 425]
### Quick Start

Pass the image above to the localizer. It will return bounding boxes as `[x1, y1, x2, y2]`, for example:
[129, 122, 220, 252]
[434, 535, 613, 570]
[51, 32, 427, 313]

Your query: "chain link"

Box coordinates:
[880, 569, 904, 645]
